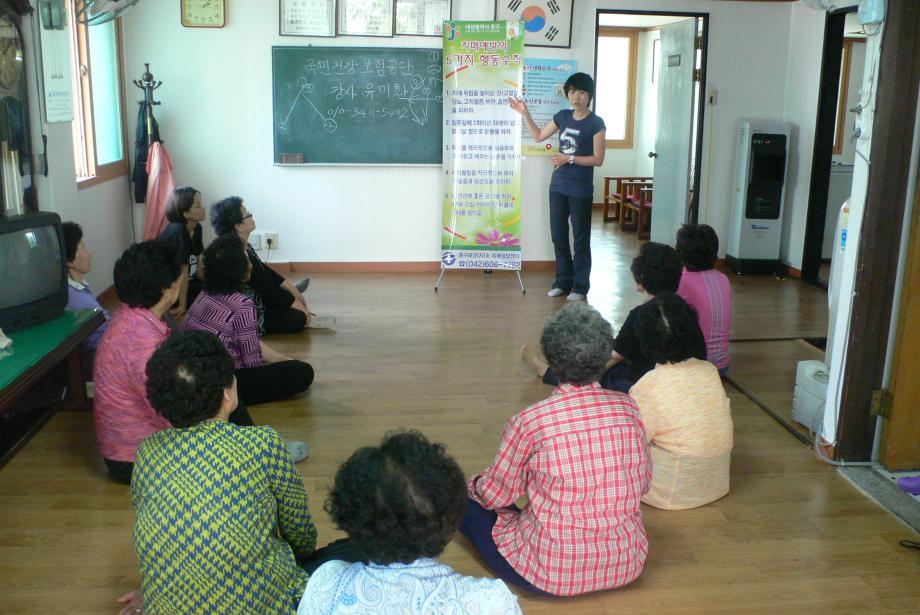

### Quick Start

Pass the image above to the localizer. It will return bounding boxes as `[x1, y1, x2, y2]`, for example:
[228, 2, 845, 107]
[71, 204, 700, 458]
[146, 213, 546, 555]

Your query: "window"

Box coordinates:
[594, 28, 638, 148]
[833, 39, 853, 156]
[68, 4, 127, 186]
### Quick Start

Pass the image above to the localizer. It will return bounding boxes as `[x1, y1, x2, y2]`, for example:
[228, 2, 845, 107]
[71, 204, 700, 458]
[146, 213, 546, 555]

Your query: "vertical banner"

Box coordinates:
[521, 58, 575, 156]
[441, 21, 524, 271]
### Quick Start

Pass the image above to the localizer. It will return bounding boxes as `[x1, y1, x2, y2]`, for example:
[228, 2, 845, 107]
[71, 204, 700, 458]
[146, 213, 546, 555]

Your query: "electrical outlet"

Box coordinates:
[249, 233, 262, 250]
[265, 232, 279, 249]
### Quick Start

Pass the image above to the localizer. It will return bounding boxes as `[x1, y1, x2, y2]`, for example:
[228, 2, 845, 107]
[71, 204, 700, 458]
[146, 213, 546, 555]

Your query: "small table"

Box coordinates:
[0, 309, 106, 460]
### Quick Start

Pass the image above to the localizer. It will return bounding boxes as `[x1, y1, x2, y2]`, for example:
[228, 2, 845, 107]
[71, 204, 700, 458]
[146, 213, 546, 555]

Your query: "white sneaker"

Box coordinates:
[566, 292, 586, 302]
[286, 440, 310, 463]
[547, 288, 566, 297]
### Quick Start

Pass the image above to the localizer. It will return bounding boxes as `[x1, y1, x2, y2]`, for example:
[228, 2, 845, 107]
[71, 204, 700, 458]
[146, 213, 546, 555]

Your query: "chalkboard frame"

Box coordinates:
[271, 45, 444, 166]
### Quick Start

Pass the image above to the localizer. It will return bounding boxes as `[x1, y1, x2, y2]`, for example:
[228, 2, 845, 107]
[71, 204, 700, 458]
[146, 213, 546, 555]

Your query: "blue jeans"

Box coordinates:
[458, 499, 556, 596]
[549, 192, 593, 295]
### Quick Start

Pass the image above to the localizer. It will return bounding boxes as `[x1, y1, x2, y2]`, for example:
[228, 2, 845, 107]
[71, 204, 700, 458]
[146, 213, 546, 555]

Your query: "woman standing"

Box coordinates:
[509, 73, 606, 301]
[157, 185, 206, 316]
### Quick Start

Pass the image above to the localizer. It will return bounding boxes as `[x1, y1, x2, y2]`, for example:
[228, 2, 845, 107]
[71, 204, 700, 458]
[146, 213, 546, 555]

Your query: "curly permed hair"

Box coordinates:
[113, 241, 181, 308]
[165, 185, 200, 224]
[540, 302, 614, 385]
[324, 430, 467, 565]
[635, 292, 707, 365]
[676, 224, 719, 272]
[630, 241, 683, 295]
[210, 196, 245, 236]
[145, 330, 235, 428]
[202, 233, 248, 295]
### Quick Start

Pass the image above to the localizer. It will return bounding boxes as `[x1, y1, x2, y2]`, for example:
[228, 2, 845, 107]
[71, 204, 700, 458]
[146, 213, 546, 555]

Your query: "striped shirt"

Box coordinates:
[468, 382, 651, 596]
[678, 268, 732, 369]
[183, 291, 262, 370]
[93, 306, 172, 462]
[629, 359, 733, 510]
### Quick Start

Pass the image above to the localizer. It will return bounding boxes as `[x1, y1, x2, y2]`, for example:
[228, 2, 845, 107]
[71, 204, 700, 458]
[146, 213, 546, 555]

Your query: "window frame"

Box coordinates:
[595, 27, 639, 149]
[833, 38, 853, 156]
[68, 5, 129, 189]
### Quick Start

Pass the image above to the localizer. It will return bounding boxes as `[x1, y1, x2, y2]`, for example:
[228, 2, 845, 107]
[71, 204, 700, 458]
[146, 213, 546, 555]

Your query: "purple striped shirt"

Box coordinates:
[678, 268, 732, 370]
[183, 291, 262, 370]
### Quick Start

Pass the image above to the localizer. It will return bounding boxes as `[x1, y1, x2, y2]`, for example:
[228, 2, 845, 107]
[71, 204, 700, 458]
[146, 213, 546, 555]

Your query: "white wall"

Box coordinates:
[833, 39, 866, 165]
[117, 0, 794, 264]
[21, 4, 134, 292]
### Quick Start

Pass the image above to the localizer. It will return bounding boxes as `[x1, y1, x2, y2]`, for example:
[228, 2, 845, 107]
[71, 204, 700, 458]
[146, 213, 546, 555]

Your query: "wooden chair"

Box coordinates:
[618, 178, 651, 231]
[637, 186, 653, 240]
[603, 176, 651, 224]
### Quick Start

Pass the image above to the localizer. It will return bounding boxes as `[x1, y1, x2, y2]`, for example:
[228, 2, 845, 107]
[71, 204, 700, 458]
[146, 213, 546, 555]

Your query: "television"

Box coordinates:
[0, 212, 68, 332]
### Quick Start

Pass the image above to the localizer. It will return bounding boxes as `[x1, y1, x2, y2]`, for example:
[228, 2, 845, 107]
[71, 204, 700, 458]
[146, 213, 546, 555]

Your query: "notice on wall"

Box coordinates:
[440, 21, 524, 272]
[39, 25, 72, 123]
[522, 58, 575, 156]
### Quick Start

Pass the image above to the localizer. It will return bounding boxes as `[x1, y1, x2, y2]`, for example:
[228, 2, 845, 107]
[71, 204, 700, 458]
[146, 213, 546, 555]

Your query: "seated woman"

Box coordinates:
[676, 223, 732, 375]
[464, 303, 651, 597]
[628, 291, 733, 510]
[93, 241, 254, 484]
[62, 222, 110, 368]
[298, 430, 522, 615]
[210, 196, 332, 334]
[157, 185, 206, 317]
[183, 233, 314, 406]
[128, 330, 324, 615]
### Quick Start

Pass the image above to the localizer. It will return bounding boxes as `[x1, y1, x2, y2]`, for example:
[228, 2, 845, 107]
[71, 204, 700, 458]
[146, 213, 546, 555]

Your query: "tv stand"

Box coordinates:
[0, 309, 106, 467]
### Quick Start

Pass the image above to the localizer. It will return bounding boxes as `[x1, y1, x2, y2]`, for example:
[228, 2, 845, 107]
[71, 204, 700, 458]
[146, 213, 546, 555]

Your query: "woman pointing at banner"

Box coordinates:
[509, 73, 605, 301]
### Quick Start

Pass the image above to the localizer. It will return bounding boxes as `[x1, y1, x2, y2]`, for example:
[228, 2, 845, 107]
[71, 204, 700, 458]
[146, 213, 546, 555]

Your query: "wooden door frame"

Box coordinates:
[834, 0, 920, 461]
[593, 9, 709, 224]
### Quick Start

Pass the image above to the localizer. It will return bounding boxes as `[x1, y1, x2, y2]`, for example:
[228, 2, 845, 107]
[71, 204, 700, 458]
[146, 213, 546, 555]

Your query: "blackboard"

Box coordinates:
[272, 46, 443, 165]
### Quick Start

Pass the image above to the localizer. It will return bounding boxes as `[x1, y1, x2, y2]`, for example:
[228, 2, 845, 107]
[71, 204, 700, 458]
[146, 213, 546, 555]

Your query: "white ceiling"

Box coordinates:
[597, 14, 693, 28]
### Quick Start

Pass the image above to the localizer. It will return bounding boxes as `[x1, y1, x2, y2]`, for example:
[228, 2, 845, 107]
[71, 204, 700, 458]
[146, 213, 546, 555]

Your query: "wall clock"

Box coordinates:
[181, 0, 226, 28]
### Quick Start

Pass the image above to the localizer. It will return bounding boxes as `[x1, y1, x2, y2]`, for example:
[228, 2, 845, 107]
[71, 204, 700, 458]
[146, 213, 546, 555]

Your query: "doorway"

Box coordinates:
[593, 10, 709, 243]
[802, 7, 863, 287]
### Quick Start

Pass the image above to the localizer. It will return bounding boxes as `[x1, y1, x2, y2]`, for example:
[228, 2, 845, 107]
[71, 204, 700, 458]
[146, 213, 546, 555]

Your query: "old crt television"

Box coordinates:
[0, 212, 68, 332]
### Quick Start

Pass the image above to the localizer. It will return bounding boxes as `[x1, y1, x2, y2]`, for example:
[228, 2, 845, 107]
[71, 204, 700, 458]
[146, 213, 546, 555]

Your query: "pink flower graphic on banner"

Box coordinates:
[476, 229, 520, 247]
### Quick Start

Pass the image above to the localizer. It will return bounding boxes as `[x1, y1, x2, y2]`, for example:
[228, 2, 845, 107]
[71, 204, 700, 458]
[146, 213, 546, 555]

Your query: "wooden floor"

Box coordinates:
[1, 214, 918, 613]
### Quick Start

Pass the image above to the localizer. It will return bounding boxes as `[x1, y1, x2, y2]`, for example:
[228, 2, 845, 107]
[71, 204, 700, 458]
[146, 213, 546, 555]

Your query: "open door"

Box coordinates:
[650, 18, 697, 244]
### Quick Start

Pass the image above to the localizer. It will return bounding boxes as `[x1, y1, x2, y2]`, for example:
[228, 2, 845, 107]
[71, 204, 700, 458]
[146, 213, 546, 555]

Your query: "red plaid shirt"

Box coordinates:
[469, 382, 652, 596]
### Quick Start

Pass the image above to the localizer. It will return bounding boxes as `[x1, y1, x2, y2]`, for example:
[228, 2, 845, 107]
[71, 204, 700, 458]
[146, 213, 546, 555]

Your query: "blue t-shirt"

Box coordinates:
[549, 109, 606, 198]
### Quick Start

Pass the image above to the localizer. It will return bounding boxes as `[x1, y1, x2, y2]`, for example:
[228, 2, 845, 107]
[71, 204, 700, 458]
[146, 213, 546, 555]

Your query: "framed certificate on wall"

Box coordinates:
[338, 0, 394, 37]
[495, 0, 572, 48]
[281, 0, 336, 37]
[395, 0, 450, 36]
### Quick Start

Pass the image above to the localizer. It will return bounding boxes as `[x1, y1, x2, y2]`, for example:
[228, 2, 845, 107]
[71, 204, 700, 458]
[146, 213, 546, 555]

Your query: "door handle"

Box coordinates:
[648, 151, 658, 158]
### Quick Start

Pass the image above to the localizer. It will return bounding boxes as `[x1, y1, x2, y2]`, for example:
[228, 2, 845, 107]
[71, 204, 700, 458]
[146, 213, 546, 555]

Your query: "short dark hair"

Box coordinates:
[324, 430, 467, 565]
[630, 242, 682, 294]
[113, 241, 182, 308]
[210, 196, 245, 236]
[676, 224, 719, 271]
[564, 72, 596, 103]
[202, 233, 248, 294]
[165, 185, 201, 224]
[635, 292, 707, 365]
[145, 330, 235, 428]
[62, 221, 82, 263]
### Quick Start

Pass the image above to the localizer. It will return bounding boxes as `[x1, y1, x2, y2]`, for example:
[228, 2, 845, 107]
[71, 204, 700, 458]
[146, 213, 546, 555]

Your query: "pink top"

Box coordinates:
[93, 305, 172, 462]
[469, 382, 651, 596]
[142, 142, 175, 240]
[677, 268, 732, 370]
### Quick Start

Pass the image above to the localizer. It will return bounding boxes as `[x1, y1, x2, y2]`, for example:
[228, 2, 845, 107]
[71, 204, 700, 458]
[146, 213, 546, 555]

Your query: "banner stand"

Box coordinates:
[433, 268, 526, 293]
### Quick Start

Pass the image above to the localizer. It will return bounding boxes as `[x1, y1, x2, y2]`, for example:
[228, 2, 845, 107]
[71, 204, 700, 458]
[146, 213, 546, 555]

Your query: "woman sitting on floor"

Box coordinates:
[157, 185, 206, 317]
[121, 330, 363, 615]
[628, 291, 733, 510]
[676, 223, 732, 375]
[464, 302, 651, 597]
[62, 221, 110, 373]
[209, 196, 333, 334]
[93, 241, 255, 484]
[183, 232, 314, 406]
[298, 430, 522, 615]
